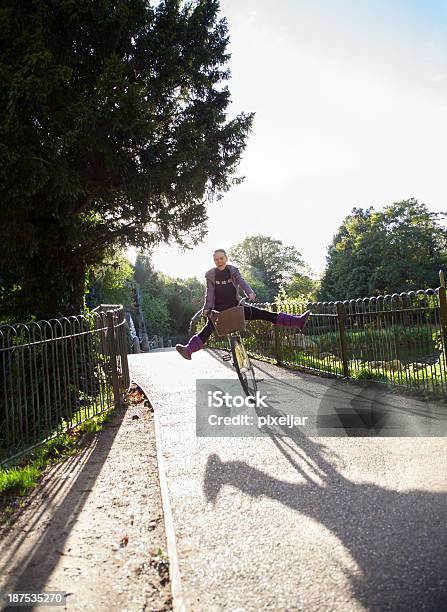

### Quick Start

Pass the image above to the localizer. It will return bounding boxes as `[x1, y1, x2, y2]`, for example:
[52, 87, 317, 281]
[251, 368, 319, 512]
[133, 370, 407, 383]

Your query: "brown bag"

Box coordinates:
[208, 305, 246, 337]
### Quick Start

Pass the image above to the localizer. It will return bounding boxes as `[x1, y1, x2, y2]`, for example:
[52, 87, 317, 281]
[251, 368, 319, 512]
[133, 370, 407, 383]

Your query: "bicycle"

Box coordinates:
[189, 297, 258, 397]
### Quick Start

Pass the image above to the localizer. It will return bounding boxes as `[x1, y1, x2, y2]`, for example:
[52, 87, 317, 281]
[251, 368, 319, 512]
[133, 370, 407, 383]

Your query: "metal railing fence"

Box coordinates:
[0, 304, 130, 465]
[196, 273, 447, 398]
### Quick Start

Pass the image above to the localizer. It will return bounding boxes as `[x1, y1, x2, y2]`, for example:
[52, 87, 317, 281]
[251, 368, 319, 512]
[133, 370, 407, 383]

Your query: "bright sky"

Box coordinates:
[127, 0, 447, 280]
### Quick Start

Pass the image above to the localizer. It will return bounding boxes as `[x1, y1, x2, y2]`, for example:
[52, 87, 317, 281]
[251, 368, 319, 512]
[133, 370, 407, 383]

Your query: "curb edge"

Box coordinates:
[136, 381, 189, 612]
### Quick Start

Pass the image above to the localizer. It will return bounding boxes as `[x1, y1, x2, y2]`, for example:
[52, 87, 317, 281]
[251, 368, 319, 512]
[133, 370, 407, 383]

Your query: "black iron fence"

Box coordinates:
[197, 273, 447, 398]
[0, 304, 130, 465]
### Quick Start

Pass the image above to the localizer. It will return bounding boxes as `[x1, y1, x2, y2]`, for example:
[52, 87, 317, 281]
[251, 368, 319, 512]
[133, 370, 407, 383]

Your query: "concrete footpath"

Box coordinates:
[128, 348, 447, 612]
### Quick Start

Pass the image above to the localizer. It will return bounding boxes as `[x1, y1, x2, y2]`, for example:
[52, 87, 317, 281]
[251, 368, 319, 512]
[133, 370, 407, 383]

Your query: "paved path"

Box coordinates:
[129, 348, 447, 612]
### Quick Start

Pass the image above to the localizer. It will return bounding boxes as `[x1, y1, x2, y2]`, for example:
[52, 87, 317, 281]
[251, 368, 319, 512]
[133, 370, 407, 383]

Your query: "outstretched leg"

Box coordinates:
[244, 305, 310, 331]
[176, 318, 214, 360]
[275, 310, 310, 330]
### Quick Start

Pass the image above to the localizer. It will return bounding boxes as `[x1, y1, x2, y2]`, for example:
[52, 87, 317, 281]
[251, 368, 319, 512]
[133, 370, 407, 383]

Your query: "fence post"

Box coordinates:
[117, 307, 131, 390]
[141, 331, 150, 352]
[106, 311, 121, 407]
[439, 270, 447, 359]
[336, 302, 350, 378]
[272, 303, 283, 366]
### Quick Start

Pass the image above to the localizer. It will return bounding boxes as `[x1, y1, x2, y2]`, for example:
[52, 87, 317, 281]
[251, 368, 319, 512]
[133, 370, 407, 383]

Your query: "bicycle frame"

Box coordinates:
[188, 298, 257, 396]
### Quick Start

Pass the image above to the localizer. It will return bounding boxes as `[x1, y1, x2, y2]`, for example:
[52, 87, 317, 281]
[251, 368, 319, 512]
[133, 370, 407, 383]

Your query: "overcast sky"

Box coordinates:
[127, 0, 447, 280]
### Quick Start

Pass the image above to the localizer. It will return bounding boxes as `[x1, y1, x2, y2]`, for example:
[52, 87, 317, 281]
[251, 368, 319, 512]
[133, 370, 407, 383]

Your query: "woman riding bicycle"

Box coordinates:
[175, 249, 310, 360]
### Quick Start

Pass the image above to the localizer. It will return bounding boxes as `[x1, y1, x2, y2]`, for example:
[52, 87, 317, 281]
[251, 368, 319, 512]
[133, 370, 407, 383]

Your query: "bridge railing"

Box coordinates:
[0, 304, 130, 465]
[195, 274, 447, 398]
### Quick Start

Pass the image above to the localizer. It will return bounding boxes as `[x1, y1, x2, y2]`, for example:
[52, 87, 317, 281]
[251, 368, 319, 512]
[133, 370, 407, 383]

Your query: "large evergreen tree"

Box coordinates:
[0, 0, 253, 319]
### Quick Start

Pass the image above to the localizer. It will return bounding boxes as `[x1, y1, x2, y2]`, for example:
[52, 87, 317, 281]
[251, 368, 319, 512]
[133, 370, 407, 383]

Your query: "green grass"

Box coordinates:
[0, 408, 113, 504]
[0, 464, 42, 496]
[350, 368, 388, 381]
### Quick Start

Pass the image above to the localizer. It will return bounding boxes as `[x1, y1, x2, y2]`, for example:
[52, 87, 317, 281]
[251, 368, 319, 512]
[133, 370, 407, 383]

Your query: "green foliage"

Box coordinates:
[0, 0, 253, 320]
[138, 274, 206, 338]
[284, 271, 319, 301]
[318, 198, 447, 300]
[140, 293, 172, 337]
[241, 272, 271, 303]
[134, 251, 205, 339]
[0, 464, 41, 495]
[432, 329, 444, 352]
[162, 275, 203, 336]
[274, 285, 315, 307]
[350, 368, 388, 381]
[134, 253, 167, 298]
[228, 235, 306, 301]
[86, 249, 134, 308]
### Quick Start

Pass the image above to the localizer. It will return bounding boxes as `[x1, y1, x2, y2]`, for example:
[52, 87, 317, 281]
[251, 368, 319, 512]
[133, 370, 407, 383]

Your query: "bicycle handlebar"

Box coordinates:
[188, 296, 251, 334]
[189, 308, 204, 334]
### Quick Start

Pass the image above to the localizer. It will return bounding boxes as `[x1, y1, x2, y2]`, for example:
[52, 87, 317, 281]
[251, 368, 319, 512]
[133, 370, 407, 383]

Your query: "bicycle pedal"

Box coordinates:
[222, 353, 232, 361]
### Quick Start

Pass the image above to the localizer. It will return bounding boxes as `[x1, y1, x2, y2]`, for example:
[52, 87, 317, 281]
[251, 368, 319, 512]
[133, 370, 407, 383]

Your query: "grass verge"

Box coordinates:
[0, 409, 113, 525]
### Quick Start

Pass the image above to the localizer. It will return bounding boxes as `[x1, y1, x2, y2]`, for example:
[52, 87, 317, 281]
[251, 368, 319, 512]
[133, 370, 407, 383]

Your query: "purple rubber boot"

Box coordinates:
[175, 334, 204, 360]
[276, 310, 310, 331]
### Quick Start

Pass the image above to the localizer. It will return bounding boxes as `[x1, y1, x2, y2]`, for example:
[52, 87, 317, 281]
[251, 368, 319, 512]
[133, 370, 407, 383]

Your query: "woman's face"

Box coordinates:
[213, 251, 228, 270]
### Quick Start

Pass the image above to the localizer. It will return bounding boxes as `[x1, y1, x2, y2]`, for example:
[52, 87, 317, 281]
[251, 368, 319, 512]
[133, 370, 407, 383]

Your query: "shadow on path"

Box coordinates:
[0, 404, 127, 609]
[203, 415, 447, 611]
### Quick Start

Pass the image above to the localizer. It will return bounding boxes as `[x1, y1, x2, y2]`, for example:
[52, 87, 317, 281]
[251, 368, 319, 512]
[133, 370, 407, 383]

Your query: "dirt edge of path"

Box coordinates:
[0, 383, 173, 612]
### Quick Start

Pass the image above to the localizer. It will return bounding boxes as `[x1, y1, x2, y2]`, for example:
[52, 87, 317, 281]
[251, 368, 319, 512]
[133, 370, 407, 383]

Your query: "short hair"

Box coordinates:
[213, 249, 227, 256]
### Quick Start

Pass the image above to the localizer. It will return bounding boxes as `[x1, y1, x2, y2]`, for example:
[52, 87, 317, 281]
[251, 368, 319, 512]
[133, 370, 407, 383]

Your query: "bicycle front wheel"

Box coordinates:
[230, 335, 257, 397]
